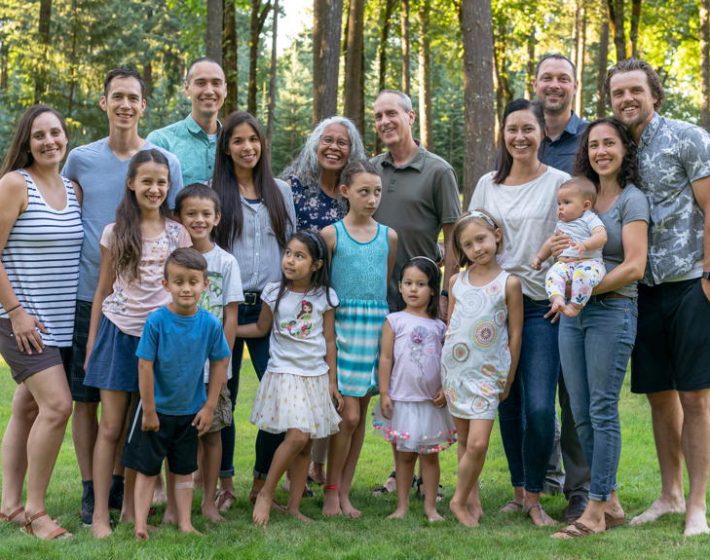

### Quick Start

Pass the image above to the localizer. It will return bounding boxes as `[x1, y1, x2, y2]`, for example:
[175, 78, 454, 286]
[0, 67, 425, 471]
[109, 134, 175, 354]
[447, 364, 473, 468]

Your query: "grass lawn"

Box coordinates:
[0, 359, 708, 559]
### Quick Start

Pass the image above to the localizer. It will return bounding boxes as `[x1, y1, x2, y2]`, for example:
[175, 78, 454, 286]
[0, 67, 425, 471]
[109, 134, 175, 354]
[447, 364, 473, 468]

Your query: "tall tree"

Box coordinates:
[248, 0, 272, 115]
[596, 19, 610, 118]
[206, 0, 223, 64]
[267, 0, 280, 142]
[417, 0, 432, 148]
[461, 0, 495, 206]
[312, 0, 344, 123]
[573, 0, 587, 116]
[344, 0, 365, 133]
[702, 0, 710, 131]
[375, 0, 395, 152]
[606, 0, 627, 61]
[34, 0, 52, 102]
[630, 0, 642, 58]
[400, 0, 411, 96]
[223, 0, 238, 114]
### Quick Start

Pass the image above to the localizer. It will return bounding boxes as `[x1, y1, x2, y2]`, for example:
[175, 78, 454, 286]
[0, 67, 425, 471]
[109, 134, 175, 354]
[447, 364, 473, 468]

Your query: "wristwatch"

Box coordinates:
[702, 271, 710, 281]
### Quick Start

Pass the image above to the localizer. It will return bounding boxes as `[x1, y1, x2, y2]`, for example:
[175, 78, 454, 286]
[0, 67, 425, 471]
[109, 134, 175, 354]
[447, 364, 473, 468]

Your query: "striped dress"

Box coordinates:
[0, 169, 83, 347]
[331, 220, 389, 397]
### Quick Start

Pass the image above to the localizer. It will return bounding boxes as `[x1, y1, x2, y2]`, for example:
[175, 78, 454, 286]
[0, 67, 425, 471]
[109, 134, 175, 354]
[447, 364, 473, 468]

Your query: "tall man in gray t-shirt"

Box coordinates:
[607, 58, 710, 537]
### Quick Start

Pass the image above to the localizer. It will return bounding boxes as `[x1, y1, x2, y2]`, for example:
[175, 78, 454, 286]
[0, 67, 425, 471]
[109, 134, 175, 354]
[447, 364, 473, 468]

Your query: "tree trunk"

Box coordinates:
[248, 1, 272, 116]
[417, 0, 432, 149]
[596, 18, 610, 118]
[267, 0, 279, 143]
[493, 42, 514, 125]
[461, 0, 495, 207]
[400, 0, 411, 96]
[701, 0, 710, 131]
[66, 0, 79, 116]
[574, 0, 586, 116]
[313, 0, 344, 123]
[34, 0, 52, 102]
[206, 0, 223, 65]
[526, 27, 536, 99]
[223, 0, 238, 114]
[344, 0, 365, 133]
[630, 0, 642, 58]
[606, 0, 627, 62]
[375, 0, 395, 152]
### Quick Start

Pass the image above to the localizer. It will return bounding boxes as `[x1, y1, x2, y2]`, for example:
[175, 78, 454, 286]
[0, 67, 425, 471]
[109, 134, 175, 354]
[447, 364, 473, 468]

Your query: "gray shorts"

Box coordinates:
[0, 318, 68, 383]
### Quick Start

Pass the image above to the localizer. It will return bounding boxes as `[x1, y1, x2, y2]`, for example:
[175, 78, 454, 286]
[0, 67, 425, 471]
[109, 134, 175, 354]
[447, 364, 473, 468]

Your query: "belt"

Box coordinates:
[242, 291, 261, 306]
[588, 292, 629, 303]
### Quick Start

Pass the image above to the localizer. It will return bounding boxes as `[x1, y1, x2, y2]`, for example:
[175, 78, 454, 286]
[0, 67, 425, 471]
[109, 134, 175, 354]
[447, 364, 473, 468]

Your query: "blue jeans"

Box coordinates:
[559, 296, 637, 501]
[499, 297, 559, 493]
[219, 301, 282, 479]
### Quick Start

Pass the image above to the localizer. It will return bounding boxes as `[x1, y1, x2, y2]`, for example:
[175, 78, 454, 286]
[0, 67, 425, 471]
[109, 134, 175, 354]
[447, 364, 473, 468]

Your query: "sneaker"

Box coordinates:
[80, 481, 94, 526]
[108, 476, 124, 511]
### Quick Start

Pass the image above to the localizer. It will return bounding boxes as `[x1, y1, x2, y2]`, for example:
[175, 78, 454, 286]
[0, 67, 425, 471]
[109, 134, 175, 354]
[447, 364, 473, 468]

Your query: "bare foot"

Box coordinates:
[467, 502, 483, 525]
[161, 511, 177, 526]
[550, 296, 566, 315]
[684, 506, 710, 537]
[425, 508, 444, 522]
[91, 519, 113, 539]
[309, 463, 325, 485]
[449, 500, 478, 527]
[525, 503, 556, 527]
[386, 507, 408, 520]
[287, 509, 313, 524]
[340, 496, 362, 519]
[253, 493, 271, 527]
[630, 497, 685, 526]
[562, 303, 581, 318]
[135, 529, 149, 541]
[322, 488, 341, 517]
[179, 525, 203, 535]
[201, 503, 224, 523]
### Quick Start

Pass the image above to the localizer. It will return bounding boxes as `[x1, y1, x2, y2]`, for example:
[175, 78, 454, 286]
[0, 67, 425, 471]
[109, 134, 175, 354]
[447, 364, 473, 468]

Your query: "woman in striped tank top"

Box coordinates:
[0, 106, 83, 539]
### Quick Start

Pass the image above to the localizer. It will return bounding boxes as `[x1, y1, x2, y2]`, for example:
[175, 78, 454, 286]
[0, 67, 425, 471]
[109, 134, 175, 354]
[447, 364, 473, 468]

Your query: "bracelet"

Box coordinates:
[4, 303, 21, 315]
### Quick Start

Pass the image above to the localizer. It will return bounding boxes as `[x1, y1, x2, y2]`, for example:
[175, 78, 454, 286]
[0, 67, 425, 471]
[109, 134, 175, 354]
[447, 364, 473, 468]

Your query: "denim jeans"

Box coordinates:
[220, 301, 284, 479]
[498, 297, 560, 493]
[559, 296, 637, 501]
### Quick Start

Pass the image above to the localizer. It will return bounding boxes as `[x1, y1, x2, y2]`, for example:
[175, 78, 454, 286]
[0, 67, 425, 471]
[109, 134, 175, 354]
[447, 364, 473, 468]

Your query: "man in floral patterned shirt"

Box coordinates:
[606, 58, 710, 537]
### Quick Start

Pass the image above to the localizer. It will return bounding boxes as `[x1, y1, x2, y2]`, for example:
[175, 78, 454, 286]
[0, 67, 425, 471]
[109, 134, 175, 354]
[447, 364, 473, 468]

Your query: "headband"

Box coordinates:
[408, 255, 438, 268]
[302, 231, 325, 260]
[467, 210, 498, 229]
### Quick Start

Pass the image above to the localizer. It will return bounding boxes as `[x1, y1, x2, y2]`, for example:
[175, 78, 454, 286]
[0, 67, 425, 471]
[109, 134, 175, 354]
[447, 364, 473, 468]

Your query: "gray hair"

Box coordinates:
[281, 116, 367, 187]
[376, 89, 413, 112]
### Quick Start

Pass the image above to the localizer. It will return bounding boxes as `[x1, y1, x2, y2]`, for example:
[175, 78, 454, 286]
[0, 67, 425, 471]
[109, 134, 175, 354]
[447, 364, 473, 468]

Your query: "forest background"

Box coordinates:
[1, 0, 709, 202]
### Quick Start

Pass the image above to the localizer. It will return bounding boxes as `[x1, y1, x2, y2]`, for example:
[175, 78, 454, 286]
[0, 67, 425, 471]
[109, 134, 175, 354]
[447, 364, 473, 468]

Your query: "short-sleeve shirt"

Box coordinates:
[290, 175, 346, 233]
[136, 306, 230, 415]
[62, 138, 184, 301]
[386, 311, 446, 402]
[557, 210, 606, 260]
[539, 112, 589, 174]
[470, 167, 570, 300]
[372, 146, 461, 306]
[146, 114, 220, 186]
[598, 185, 649, 298]
[261, 282, 339, 376]
[635, 113, 710, 285]
[100, 220, 192, 337]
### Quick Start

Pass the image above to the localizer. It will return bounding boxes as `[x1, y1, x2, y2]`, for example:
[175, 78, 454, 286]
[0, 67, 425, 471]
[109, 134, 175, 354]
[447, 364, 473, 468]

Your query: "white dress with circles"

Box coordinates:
[441, 269, 511, 420]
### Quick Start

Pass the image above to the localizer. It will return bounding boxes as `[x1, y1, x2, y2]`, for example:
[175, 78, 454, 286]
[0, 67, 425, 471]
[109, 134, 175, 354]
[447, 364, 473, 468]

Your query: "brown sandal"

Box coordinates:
[22, 510, 72, 540]
[0, 506, 24, 525]
[216, 489, 236, 512]
[604, 512, 626, 529]
[499, 500, 524, 513]
[552, 520, 600, 539]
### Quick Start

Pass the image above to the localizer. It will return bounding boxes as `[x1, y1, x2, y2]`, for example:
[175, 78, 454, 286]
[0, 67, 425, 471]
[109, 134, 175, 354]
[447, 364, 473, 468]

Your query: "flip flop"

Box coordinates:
[499, 500, 524, 513]
[22, 511, 72, 540]
[216, 489, 236, 512]
[0, 507, 24, 526]
[551, 520, 600, 539]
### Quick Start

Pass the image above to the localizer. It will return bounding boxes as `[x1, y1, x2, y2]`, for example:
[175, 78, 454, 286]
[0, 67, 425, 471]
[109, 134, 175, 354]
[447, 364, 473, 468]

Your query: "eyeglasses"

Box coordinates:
[320, 136, 351, 149]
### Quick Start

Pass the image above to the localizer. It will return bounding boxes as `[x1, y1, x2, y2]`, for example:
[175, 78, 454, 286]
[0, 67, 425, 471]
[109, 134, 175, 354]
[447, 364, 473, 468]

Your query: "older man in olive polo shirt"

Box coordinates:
[147, 57, 227, 185]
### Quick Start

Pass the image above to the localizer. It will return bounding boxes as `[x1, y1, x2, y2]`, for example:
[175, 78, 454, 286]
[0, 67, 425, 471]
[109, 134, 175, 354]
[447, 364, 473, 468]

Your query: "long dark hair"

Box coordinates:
[0, 105, 69, 176]
[493, 99, 545, 184]
[573, 117, 640, 189]
[272, 231, 336, 318]
[400, 257, 440, 319]
[112, 149, 172, 281]
[213, 111, 291, 251]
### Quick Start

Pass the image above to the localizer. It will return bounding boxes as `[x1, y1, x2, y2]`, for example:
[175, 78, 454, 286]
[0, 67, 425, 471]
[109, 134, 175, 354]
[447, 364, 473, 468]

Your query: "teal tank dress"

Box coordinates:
[331, 220, 390, 397]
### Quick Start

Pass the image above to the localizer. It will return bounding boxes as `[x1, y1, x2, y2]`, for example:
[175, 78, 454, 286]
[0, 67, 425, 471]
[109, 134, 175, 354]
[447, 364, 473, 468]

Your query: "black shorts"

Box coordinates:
[631, 279, 710, 393]
[68, 300, 101, 403]
[123, 404, 198, 476]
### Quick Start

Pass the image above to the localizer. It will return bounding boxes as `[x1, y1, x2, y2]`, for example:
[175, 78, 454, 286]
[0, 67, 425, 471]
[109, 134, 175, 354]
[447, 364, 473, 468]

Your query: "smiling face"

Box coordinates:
[340, 172, 382, 218]
[534, 58, 577, 115]
[373, 92, 415, 149]
[609, 70, 657, 136]
[100, 76, 146, 131]
[503, 108, 543, 164]
[228, 122, 262, 173]
[164, 262, 208, 315]
[317, 123, 351, 173]
[587, 123, 625, 181]
[28, 111, 68, 168]
[185, 60, 226, 119]
[128, 161, 169, 212]
[178, 196, 220, 247]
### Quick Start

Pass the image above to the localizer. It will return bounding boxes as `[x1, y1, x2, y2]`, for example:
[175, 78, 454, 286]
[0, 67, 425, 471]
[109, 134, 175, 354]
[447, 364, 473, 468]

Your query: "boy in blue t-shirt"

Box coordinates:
[124, 248, 230, 540]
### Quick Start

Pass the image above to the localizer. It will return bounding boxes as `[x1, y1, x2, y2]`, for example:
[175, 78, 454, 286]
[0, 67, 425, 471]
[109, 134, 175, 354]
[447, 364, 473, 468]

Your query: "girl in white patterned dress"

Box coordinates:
[441, 210, 523, 527]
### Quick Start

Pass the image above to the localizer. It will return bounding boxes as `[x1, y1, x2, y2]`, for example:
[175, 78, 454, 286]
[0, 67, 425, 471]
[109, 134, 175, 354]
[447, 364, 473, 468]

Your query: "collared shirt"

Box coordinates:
[539, 112, 589, 174]
[147, 114, 220, 186]
[636, 113, 710, 285]
[230, 179, 296, 292]
[372, 146, 461, 306]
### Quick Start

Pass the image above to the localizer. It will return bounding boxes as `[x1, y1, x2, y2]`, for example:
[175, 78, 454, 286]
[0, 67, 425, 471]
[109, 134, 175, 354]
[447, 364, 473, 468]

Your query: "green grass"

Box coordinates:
[1, 360, 708, 559]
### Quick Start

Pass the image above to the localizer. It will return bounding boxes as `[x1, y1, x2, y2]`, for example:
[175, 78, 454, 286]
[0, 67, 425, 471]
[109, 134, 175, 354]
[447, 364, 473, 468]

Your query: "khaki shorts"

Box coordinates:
[0, 318, 67, 383]
[206, 384, 233, 434]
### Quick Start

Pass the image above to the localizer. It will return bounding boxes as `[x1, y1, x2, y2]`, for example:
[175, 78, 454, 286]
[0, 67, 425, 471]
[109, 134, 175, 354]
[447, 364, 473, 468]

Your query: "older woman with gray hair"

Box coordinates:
[283, 116, 366, 233]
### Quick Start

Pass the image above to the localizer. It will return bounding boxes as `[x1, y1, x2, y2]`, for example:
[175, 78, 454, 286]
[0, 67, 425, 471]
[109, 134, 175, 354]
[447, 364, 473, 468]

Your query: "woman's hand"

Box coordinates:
[9, 308, 45, 354]
[380, 394, 393, 419]
[549, 230, 572, 258]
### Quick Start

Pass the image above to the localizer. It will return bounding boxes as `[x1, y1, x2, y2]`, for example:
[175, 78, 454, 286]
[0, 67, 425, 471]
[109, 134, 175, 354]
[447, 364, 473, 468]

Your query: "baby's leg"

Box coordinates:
[173, 474, 199, 534]
[199, 432, 223, 522]
[566, 261, 606, 317]
[388, 450, 417, 519]
[286, 439, 313, 523]
[545, 262, 571, 314]
[133, 473, 157, 540]
[419, 453, 443, 522]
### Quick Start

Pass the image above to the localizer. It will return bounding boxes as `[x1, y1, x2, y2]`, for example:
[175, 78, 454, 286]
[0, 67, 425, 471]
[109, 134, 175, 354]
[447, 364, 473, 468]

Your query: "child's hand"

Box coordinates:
[500, 382, 513, 402]
[193, 405, 215, 436]
[142, 410, 160, 432]
[570, 241, 586, 256]
[530, 256, 542, 270]
[330, 384, 344, 413]
[380, 394, 393, 419]
[432, 389, 446, 408]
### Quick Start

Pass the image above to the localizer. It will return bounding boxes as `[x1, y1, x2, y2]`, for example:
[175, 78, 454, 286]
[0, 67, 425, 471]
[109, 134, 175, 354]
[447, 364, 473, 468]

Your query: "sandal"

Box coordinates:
[215, 489, 236, 512]
[371, 471, 397, 496]
[414, 477, 444, 502]
[551, 520, 601, 539]
[499, 500, 524, 513]
[604, 512, 626, 529]
[524, 503, 556, 527]
[0, 506, 24, 526]
[22, 511, 72, 540]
